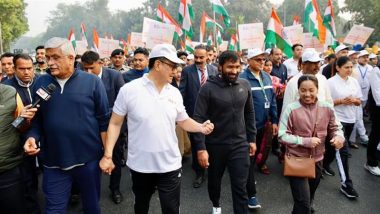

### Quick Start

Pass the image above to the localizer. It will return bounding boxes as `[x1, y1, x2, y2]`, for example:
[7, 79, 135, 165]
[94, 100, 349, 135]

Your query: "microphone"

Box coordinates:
[12, 83, 57, 128]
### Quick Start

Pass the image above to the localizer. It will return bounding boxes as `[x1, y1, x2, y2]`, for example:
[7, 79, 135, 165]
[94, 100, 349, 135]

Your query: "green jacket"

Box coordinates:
[0, 84, 23, 172]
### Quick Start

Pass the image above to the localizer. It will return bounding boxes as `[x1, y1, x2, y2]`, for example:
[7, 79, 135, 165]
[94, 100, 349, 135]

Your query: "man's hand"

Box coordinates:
[249, 142, 257, 156]
[310, 137, 321, 148]
[272, 124, 278, 136]
[99, 156, 115, 175]
[330, 136, 344, 150]
[200, 120, 214, 135]
[20, 104, 38, 120]
[197, 150, 209, 168]
[24, 137, 40, 155]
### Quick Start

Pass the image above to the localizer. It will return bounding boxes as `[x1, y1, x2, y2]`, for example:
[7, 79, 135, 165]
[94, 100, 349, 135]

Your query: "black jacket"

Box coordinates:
[192, 75, 257, 151]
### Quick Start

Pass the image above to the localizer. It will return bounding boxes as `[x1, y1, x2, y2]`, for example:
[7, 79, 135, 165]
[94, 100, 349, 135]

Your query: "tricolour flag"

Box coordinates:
[93, 27, 100, 52]
[323, 0, 336, 37]
[304, 0, 326, 44]
[200, 12, 224, 43]
[293, 16, 300, 26]
[228, 34, 238, 51]
[217, 30, 222, 46]
[265, 8, 293, 58]
[185, 36, 194, 53]
[80, 23, 88, 48]
[207, 34, 213, 46]
[179, 0, 194, 38]
[210, 0, 230, 28]
[157, 3, 183, 41]
[68, 28, 76, 50]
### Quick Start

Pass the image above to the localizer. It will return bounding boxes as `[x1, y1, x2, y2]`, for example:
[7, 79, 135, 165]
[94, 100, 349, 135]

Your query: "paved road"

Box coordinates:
[43, 122, 379, 214]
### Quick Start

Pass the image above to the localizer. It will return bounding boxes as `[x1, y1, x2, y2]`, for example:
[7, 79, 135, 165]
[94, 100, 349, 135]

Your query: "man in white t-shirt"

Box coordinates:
[99, 44, 214, 214]
[283, 44, 303, 79]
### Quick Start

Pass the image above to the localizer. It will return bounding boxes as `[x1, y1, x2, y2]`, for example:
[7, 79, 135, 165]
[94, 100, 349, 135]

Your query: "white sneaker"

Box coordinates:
[212, 207, 221, 214]
[364, 164, 380, 176]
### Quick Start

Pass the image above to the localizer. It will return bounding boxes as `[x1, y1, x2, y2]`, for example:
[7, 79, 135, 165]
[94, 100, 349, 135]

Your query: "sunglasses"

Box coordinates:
[253, 58, 266, 62]
[159, 60, 178, 70]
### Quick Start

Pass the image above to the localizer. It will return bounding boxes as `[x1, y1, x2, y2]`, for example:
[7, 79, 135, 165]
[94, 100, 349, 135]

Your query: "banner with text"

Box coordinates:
[238, 23, 265, 50]
[344, 25, 374, 46]
[142, 17, 175, 49]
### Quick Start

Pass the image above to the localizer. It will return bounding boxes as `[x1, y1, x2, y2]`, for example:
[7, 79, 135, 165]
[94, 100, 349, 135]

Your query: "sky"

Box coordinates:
[24, 0, 347, 37]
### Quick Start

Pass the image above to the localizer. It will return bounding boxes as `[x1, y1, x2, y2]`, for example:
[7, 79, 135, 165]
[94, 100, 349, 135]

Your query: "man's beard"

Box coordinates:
[222, 72, 238, 83]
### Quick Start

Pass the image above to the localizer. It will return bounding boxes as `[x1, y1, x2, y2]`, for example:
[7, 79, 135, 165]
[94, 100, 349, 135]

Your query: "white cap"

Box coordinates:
[369, 53, 377, 59]
[247, 48, 267, 59]
[358, 50, 370, 58]
[149, 44, 185, 64]
[334, 44, 349, 53]
[187, 54, 194, 60]
[302, 49, 323, 62]
[348, 50, 359, 56]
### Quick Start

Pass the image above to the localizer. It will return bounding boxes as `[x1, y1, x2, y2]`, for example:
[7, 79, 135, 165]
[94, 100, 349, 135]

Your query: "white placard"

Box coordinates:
[303, 33, 324, 53]
[283, 25, 304, 45]
[142, 17, 175, 49]
[75, 40, 88, 55]
[130, 32, 145, 48]
[238, 23, 265, 50]
[98, 38, 121, 58]
[344, 25, 374, 46]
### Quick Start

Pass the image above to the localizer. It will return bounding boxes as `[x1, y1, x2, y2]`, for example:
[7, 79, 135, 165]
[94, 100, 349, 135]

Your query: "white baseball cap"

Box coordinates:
[358, 50, 370, 58]
[369, 53, 378, 59]
[247, 48, 267, 59]
[334, 44, 349, 53]
[302, 49, 323, 62]
[348, 50, 359, 56]
[149, 44, 185, 64]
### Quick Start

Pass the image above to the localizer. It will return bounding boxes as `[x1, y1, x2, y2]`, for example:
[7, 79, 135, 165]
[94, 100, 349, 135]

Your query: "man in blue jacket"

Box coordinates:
[240, 48, 278, 209]
[81, 50, 126, 204]
[122, 47, 149, 83]
[23, 37, 110, 214]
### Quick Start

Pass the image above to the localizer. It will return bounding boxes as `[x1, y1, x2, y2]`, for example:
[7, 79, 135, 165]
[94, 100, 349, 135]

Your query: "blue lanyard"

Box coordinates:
[358, 66, 368, 80]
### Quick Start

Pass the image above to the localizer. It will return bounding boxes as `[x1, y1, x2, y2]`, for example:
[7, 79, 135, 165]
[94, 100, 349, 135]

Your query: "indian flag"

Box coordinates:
[228, 34, 238, 51]
[323, 0, 336, 37]
[207, 34, 213, 46]
[185, 36, 194, 53]
[293, 16, 300, 26]
[93, 27, 99, 52]
[68, 28, 76, 50]
[80, 23, 88, 48]
[304, 0, 326, 44]
[210, 0, 230, 28]
[217, 30, 222, 46]
[157, 3, 183, 41]
[179, 0, 194, 38]
[265, 8, 293, 58]
[200, 12, 224, 43]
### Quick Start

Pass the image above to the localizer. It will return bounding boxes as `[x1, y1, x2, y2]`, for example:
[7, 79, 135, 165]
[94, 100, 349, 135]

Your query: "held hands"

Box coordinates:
[99, 155, 115, 175]
[24, 137, 40, 155]
[200, 120, 214, 135]
[310, 137, 321, 148]
[330, 136, 344, 150]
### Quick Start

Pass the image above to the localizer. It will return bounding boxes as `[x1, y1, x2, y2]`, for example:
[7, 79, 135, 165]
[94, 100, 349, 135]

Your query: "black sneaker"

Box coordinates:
[322, 167, 335, 176]
[340, 186, 359, 199]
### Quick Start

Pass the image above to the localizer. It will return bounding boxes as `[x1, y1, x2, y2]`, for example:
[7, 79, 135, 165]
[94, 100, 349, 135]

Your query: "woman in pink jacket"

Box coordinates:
[278, 74, 345, 214]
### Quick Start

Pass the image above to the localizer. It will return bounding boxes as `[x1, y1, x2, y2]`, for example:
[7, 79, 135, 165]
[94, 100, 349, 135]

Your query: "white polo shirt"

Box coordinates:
[369, 67, 380, 106]
[284, 57, 299, 78]
[355, 64, 373, 101]
[113, 74, 189, 173]
[328, 75, 362, 123]
[282, 72, 333, 113]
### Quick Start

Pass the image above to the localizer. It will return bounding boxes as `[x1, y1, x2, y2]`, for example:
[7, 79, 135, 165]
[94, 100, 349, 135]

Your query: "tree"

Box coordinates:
[343, 0, 380, 43]
[0, 0, 28, 52]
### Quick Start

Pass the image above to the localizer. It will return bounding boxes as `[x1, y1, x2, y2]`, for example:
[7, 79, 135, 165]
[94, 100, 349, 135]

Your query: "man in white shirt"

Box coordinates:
[283, 44, 303, 79]
[99, 44, 214, 214]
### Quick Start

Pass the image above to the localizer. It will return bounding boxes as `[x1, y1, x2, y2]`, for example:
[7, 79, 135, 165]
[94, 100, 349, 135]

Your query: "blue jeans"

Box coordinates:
[42, 160, 101, 214]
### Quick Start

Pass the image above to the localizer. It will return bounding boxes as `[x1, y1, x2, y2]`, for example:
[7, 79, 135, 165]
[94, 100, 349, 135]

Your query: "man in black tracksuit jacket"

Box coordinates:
[193, 51, 257, 214]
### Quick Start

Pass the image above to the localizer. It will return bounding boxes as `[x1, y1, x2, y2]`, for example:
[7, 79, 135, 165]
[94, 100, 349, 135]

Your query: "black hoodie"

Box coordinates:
[192, 75, 257, 151]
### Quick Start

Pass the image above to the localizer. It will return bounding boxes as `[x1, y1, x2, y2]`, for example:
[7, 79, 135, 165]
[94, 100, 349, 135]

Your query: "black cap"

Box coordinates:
[111, 49, 125, 57]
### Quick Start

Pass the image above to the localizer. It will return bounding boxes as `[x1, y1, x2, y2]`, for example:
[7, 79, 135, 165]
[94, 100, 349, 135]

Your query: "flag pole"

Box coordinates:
[213, 10, 217, 48]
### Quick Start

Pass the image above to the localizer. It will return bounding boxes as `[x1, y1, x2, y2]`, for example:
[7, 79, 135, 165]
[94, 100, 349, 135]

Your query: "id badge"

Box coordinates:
[265, 101, 270, 109]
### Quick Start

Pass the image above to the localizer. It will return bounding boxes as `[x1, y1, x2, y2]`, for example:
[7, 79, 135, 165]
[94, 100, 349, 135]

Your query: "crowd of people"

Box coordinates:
[0, 37, 379, 214]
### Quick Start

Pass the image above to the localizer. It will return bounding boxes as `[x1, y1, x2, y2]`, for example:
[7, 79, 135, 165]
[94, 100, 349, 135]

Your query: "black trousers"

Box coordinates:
[130, 168, 181, 214]
[207, 142, 250, 214]
[189, 133, 205, 177]
[109, 126, 127, 192]
[0, 165, 26, 214]
[22, 156, 41, 214]
[247, 128, 265, 198]
[323, 122, 354, 188]
[368, 105, 380, 166]
[288, 161, 323, 214]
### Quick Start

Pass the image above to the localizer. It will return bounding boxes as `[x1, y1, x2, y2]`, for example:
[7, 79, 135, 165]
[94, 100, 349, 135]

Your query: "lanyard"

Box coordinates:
[253, 72, 269, 103]
[358, 66, 368, 80]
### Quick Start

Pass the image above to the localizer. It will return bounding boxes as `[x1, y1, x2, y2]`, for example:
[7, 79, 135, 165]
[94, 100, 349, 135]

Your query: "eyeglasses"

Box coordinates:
[159, 60, 178, 70]
[253, 58, 266, 62]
